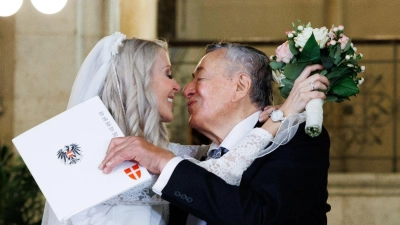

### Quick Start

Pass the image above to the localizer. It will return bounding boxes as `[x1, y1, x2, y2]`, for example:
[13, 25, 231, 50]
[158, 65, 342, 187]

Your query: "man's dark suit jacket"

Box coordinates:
[163, 122, 330, 225]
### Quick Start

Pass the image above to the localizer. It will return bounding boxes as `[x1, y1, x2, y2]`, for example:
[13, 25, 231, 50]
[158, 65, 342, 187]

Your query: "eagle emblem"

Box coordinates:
[57, 143, 82, 165]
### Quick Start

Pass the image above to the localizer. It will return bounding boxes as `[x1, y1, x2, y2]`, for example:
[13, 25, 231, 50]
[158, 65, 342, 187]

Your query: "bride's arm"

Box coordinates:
[168, 143, 209, 160]
[168, 119, 283, 186]
[186, 112, 307, 186]
[187, 127, 273, 185]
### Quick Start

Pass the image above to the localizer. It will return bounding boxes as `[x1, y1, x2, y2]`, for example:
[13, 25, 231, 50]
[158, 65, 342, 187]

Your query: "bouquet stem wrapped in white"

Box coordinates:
[305, 98, 324, 137]
[270, 21, 365, 137]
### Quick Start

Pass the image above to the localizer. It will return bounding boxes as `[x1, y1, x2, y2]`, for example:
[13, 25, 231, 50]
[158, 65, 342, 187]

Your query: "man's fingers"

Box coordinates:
[100, 138, 129, 169]
[101, 137, 138, 169]
[99, 149, 116, 170]
[102, 154, 127, 174]
[106, 137, 128, 154]
[297, 64, 324, 82]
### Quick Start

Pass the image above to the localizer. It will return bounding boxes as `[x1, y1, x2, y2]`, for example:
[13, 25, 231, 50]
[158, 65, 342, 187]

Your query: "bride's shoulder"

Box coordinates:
[168, 142, 210, 150]
[168, 143, 210, 158]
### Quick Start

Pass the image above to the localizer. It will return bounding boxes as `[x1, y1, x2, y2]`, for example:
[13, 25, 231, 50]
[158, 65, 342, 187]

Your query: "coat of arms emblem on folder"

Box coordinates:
[57, 143, 83, 165]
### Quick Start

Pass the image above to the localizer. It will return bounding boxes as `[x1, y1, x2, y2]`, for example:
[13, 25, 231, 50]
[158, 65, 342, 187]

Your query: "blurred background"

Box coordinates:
[1, 0, 400, 224]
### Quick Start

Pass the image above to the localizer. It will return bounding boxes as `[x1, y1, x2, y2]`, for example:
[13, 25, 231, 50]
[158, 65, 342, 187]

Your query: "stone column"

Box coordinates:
[119, 0, 157, 39]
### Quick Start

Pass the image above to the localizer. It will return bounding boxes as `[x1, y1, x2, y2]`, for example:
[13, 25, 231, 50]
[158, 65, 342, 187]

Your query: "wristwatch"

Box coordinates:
[269, 110, 286, 122]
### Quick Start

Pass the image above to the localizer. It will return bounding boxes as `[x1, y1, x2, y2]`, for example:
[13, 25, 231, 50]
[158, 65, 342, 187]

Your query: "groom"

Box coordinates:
[100, 42, 331, 225]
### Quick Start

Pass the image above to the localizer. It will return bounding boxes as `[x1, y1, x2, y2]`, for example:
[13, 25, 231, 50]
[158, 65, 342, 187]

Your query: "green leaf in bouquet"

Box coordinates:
[343, 41, 352, 52]
[320, 69, 328, 76]
[347, 58, 358, 66]
[283, 62, 310, 80]
[334, 46, 342, 64]
[345, 46, 355, 56]
[325, 94, 339, 102]
[281, 78, 294, 89]
[321, 56, 334, 70]
[331, 75, 359, 97]
[270, 61, 285, 70]
[329, 45, 340, 58]
[347, 71, 358, 79]
[299, 33, 321, 63]
[288, 39, 299, 55]
[326, 66, 351, 79]
[279, 86, 291, 99]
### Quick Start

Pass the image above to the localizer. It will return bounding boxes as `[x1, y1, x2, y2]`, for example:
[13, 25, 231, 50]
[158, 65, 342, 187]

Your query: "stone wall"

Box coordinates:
[328, 173, 400, 224]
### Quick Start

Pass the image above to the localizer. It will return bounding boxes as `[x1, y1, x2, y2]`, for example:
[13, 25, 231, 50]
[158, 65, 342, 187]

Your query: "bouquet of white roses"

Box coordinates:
[270, 21, 365, 137]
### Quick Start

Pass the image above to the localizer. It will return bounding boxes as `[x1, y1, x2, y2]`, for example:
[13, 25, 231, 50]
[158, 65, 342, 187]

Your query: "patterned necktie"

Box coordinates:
[207, 146, 229, 159]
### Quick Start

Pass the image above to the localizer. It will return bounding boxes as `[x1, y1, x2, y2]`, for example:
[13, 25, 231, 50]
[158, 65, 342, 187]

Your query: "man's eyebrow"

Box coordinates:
[192, 66, 204, 78]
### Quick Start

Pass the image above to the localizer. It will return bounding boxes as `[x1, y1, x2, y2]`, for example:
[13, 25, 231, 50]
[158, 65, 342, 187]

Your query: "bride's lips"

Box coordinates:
[167, 95, 175, 103]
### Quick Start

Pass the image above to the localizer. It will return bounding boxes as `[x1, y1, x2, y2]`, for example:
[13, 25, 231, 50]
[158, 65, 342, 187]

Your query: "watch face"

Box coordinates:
[270, 110, 284, 122]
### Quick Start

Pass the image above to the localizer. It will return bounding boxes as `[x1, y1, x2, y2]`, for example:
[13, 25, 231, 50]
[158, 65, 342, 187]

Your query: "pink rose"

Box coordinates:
[328, 30, 336, 40]
[275, 41, 293, 63]
[338, 34, 350, 50]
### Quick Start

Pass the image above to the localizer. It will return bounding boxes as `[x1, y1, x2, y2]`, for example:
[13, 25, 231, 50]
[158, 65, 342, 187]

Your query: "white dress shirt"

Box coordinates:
[153, 111, 261, 225]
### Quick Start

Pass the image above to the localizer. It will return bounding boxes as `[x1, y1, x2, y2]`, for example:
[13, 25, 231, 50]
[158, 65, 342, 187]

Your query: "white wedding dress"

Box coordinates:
[41, 128, 273, 225]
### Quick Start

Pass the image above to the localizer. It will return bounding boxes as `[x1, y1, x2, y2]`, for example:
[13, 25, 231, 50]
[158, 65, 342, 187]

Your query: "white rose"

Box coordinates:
[294, 27, 329, 49]
[312, 27, 329, 48]
[294, 27, 313, 48]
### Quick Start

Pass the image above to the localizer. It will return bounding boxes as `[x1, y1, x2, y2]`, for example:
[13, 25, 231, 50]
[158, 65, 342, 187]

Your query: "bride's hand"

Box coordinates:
[279, 64, 329, 116]
[259, 105, 281, 122]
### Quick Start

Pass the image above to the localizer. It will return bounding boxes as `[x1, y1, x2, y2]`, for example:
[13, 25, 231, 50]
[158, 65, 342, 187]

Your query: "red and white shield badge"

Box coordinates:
[66, 150, 74, 158]
[124, 164, 141, 180]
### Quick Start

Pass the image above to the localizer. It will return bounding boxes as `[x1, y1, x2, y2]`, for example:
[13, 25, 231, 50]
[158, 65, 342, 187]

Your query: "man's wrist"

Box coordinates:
[158, 153, 175, 173]
[153, 156, 184, 195]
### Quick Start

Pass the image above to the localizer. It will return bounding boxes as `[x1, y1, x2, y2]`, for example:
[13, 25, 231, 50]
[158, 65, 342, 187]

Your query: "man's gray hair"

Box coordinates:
[206, 42, 273, 108]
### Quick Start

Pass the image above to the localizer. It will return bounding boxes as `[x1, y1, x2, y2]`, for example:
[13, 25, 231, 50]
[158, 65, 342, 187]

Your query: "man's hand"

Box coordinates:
[98, 136, 175, 175]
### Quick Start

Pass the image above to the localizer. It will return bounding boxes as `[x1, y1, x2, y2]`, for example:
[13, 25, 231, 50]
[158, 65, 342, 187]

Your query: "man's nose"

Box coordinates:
[183, 80, 195, 98]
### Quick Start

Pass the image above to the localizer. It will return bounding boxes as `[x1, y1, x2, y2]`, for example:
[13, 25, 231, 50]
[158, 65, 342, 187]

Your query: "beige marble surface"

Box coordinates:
[328, 173, 400, 225]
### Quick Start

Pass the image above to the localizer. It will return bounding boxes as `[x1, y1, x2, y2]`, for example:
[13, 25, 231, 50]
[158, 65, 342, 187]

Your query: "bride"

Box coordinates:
[42, 32, 327, 225]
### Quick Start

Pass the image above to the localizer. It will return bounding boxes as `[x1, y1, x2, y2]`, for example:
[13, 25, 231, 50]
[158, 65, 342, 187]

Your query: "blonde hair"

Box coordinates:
[99, 38, 169, 149]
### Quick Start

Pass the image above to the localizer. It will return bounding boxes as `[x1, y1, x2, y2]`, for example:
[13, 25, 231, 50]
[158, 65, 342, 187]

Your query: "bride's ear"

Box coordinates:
[231, 73, 251, 102]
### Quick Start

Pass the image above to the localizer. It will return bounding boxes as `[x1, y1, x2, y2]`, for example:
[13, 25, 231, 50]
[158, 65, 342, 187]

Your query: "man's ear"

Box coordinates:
[231, 73, 251, 102]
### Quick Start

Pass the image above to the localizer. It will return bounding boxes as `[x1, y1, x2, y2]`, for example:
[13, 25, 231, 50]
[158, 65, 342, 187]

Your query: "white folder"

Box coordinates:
[12, 96, 151, 222]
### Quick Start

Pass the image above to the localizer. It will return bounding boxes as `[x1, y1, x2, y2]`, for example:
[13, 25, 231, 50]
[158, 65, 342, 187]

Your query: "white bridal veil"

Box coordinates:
[67, 32, 126, 109]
